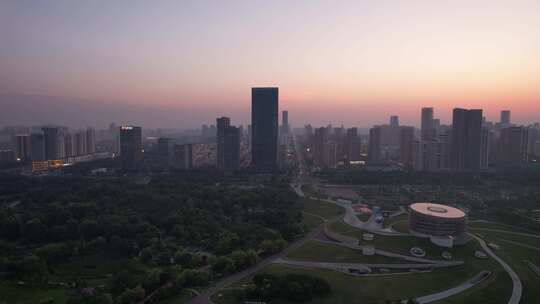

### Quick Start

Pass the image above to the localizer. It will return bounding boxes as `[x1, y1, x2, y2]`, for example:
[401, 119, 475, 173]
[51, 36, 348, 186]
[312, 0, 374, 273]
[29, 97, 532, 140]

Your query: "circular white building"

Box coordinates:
[409, 203, 467, 247]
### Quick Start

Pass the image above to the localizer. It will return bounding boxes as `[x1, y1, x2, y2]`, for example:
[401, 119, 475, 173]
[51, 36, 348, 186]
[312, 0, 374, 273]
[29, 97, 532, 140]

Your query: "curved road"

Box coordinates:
[471, 227, 540, 239]
[470, 234, 522, 304]
[187, 222, 325, 304]
[274, 258, 462, 271]
[414, 271, 492, 304]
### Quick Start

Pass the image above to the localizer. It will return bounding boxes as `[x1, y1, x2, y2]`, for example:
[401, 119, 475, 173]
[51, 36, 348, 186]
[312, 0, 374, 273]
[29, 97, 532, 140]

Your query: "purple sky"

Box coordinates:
[1, 0, 540, 129]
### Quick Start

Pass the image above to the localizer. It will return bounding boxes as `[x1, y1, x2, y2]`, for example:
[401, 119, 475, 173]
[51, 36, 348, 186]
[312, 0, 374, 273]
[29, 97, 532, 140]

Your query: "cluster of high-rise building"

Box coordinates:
[368, 108, 540, 171]
[0, 126, 97, 171]
[304, 124, 362, 168]
[4, 87, 537, 174]
[115, 87, 284, 172]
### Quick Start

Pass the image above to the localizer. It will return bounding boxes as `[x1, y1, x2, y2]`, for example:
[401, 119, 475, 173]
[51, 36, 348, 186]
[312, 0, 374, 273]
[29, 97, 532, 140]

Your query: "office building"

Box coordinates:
[251, 87, 279, 172]
[450, 108, 483, 171]
[409, 202, 467, 247]
[421, 107, 435, 140]
[120, 126, 143, 170]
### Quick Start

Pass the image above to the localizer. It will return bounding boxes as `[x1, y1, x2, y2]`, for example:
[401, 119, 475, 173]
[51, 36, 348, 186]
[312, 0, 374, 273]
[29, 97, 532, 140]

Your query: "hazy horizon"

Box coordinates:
[2, 0, 540, 128]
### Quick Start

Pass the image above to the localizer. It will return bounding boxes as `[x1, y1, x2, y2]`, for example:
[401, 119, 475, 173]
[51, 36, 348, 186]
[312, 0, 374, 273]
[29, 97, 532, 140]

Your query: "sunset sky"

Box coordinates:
[1, 0, 540, 128]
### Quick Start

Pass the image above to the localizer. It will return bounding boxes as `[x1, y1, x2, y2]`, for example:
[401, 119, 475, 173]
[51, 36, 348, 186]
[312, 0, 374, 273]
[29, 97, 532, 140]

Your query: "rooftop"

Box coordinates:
[410, 202, 466, 219]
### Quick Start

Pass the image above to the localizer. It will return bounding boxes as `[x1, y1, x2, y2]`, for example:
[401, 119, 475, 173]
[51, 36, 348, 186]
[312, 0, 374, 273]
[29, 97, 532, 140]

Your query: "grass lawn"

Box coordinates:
[384, 213, 409, 227]
[301, 212, 324, 232]
[160, 289, 195, 304]
[0, 283, 68, 304]
[391, 220, 409, 233]
[479, 230, 540, 304]
[468, 221, 539, 234]
[470, 230, 540, 248]
[221, 262, 509, 304]
[286, 240, 419, 264]
[301, 198, 344, 221]
[212, 220, 511, 304]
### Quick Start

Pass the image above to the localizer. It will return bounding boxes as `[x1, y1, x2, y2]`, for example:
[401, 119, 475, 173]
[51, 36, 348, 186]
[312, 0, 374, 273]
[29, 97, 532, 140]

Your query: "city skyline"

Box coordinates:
[2, 0, 540, 128]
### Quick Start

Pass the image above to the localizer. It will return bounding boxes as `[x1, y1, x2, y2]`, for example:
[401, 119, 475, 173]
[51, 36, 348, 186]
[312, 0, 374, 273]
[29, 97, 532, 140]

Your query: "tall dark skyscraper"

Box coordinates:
[390, 115, 399, 127]
[251, 87, 279, 172]
[368, 126, 382, 164]
[42, 127, 59, 160]
[223, 126, 240, 171]
[421, 107, 434, 140]
[497, 126, 528, 168]
[282, 110, 289, 128]
[399, 126, 415, 168]
[86, 128, 96, 154]
[217, 116, 240, 171]
[120, 126, 143, 170]
[216, 117, 231, 169]
[450, 108, 483, 171]
[500, 110, 511, 126]
[345, 127, 361, 162]
[312, 127, 327, 166]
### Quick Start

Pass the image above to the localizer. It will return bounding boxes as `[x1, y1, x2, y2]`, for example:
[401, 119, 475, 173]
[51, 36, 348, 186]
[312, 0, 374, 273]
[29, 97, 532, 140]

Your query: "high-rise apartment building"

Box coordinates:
[421, 107, 435, 140]
[500, 110, 511, 126]
[345, 127, 361, 162]
[497, 126, 528, 168]
[313, 127, 327, 166]
[282, 110, 289, 131]
[390, 116, 399, 127]
[172, 144, 193, 170]
[323, 141, 337, 168]
[217, 117, 241, 171]
[216, 117, 231, 169]
[42, 127, 59, 160]
[86, 128, 96, 154]
[157, 137, 173, 167]
[480, 129, 491, 169]
[15, 134, 31, 161]
[30, 133, 46, 161]
[450, 108, 483, 171]
[120, 126, 143, 170]
[251, 87, 279, 172]
[399, 126, 415, 168]
[368, 126, 382, 164]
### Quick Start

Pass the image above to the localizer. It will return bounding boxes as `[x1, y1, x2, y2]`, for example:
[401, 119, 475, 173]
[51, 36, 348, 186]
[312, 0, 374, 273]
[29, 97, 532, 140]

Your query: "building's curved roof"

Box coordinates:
[410, 203, 466, 219]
